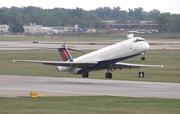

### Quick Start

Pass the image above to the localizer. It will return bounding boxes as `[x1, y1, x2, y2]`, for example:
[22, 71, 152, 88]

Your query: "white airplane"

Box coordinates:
[14, 37, 163, 79]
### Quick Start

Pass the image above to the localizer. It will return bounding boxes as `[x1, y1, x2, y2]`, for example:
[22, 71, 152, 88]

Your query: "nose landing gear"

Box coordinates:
[141, 52, 145, 60]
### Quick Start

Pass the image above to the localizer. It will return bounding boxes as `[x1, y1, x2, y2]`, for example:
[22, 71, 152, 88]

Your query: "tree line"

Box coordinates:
[0, 6, 180, 33]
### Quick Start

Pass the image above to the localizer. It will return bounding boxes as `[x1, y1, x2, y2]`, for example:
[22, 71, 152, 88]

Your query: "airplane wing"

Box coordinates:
[112, 62, 163, 69]
[13, 59, 97, 68]
[13, 59, 163, 70]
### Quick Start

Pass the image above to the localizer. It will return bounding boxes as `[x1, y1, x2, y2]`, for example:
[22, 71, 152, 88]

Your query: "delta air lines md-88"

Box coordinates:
[14, 36, 163, 79]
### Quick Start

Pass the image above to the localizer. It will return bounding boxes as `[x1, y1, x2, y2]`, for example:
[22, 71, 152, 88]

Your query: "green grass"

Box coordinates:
[0, 50, 180, 83]
[0, 96, 179, 114]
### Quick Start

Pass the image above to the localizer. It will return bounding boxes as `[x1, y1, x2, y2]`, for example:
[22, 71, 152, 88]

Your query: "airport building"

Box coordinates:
[24, 23, 73, 34]
[0, 25, 9, 33]
[102, 21, 158, 31]
[0, 21, 158, 35]
[24, 23, 42, 34]
[0, 23, 74, 34]
[51, 27, 73, 34]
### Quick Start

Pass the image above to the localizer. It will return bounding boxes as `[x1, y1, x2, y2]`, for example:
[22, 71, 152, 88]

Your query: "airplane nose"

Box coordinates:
[145, 43, 150, 51]
[142, 42, 150, 52]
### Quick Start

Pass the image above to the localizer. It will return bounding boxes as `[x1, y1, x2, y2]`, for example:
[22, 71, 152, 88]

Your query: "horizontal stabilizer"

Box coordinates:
[30, 47, 84, 53]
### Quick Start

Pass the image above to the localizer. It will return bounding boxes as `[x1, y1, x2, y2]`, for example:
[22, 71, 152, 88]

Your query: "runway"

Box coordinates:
[0, 75, 180, 99]
[0, 41, 180, 50]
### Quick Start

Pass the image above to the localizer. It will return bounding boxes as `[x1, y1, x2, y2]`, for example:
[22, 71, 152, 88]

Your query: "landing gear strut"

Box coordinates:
[141, 52, 145, 60]
[82, 71, 89, 78]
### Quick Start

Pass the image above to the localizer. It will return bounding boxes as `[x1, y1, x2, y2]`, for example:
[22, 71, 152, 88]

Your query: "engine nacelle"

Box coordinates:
[57, 66, 83, 75]
[57, 66, 70, 72]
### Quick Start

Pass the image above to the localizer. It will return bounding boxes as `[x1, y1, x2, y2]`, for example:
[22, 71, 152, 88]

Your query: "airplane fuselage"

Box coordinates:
[57, 37, 150, 74]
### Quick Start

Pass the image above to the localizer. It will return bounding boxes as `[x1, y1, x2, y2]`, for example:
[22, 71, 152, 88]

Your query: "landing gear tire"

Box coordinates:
[105, 73, 109, 79]
[105, 73, 112, 79]
[82, 71, 89, 78]
[109, 73, 112, 79]
[141, 56, 145, 60]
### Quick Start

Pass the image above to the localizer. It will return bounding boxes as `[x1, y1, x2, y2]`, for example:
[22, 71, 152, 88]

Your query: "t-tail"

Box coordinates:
[58, 44, 73, 61]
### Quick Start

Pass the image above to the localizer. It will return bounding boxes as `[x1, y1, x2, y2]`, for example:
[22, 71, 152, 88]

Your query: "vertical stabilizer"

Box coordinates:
[127, 33, 134, 39]
[58, 44, 73, 61]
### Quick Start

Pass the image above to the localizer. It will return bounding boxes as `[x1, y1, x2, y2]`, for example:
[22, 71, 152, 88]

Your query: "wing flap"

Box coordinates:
[13, 59, 97, 67]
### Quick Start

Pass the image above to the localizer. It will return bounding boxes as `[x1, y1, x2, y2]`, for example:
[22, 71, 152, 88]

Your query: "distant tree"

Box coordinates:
[96, 7, 111, 20]
[128, 7, 144, 22]
[70, 7, 83, 19]
[111, 7, 121, 19]
[10, 22, 25, 33]
[157, 14, 169, 33]
[176, 19, 180, 32]
[1, 6, 180, 31]
[117, 11, 128, 23]
[149, 9, 160, 22]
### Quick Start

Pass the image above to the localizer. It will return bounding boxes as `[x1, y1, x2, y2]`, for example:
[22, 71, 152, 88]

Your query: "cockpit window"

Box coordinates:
[134, 38, 145, 43]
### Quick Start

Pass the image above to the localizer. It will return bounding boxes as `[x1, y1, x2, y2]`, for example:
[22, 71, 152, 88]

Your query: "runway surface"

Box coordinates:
[0, 75, 180, 99]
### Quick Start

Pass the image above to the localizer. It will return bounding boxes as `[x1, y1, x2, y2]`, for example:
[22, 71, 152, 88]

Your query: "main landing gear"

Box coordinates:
[81, 70, 113, 79]
[105, 69, 113, 79]
[105, 72, 112, 79]
[82, 71, 89, 78]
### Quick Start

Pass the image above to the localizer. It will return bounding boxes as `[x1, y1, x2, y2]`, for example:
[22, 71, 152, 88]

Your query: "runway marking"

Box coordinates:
[12, 81, 17, 84]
